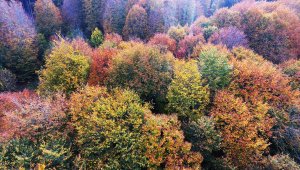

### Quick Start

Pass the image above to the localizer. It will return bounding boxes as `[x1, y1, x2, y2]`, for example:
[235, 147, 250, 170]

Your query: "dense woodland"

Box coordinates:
[0, 0, 300, 169]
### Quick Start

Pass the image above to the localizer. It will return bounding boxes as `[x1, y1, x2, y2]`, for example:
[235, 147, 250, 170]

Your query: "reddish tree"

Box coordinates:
[229, 47, 299, 110]
[88, 48, 118, 86]
[176, 34, 205, 59]
[105, 33, 123, 44]
[211, 90, 274, 168]
[0, 90, 66, 142]
[70, 37, 93, 57]
[148, 33, 177, 54]
[213, 1, 300, 63]
[280, 59, 300, 90]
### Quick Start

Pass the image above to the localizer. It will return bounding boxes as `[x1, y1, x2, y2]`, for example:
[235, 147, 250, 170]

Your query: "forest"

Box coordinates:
[0, 0, 300, 169]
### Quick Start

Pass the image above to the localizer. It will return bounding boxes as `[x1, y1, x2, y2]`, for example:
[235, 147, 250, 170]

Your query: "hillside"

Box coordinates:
[0, 0, 300, 169]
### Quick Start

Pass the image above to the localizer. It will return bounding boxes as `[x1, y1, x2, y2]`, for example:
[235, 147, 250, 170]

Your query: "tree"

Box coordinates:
[103, 0, 127, 35]
[198, 45, 232, 90]
[52, 0, 63, 7]
[82, 0, 104, 34]
[90, 27, 104, 47]
[167, 60, 209, 121]
[167, 25, 188, 42]
[69, 86, 203, 169]
[230, 47, 298, 111]
[203, 26, 218, 41]
[199, 0, 220, 17]
[123, 5, 148, 40]
[38, 39, 90, 96]
[0, 91, 70, 169]
[148, 33, 177, 54]
[209, 26, 248, 49]
[70, 37, 93, 57]
[213, 1, 300, 63]
[0, 0, 39, 82]
[61, 0, 83, 31]
[69, 86, 149, 169]
[211, 90, 273, 168]
[0, 69, 16, 92]
[142, 113, 203, 169]
[34, 0, 62, 38]
[211, 8, 241, 28]
[147, 4, 165, 37]
[177, 0, 197, 25]
[280, 59, 300, 90]
[176, 34, 205, 59]
[88, 48, 117, 86]
[101, 33, 123, 48]
[268, 154, 300, 170]
[107, 42, 175, 112]
[162, 0, 179, 30]
[0, 90, 67, 141]
[182, 116, 222, 169]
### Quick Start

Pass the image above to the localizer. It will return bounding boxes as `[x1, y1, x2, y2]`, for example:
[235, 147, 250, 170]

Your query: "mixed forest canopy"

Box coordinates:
[0, 0, 300, 169]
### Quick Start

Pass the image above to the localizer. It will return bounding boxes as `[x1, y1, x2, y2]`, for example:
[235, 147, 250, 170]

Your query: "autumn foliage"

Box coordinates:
[38, 39, 90, 96]
[69, 86, 201, 169]
[107, 42, 175, 111]
[142, 113, 203, 169]
[123, 5, 148, 40]
[34, 0, 62, 38]
[148, 33, 177, 54]
[213, 1, 300, 63]
[1, 0, 300, 169]
[88, 48, 117, 86]
[229, 47, 298, 110]
[209, 26, 248, 49]
[0, 0, 39, 82]
[211, 90, 274, 168]
[167, 60, 209, 120]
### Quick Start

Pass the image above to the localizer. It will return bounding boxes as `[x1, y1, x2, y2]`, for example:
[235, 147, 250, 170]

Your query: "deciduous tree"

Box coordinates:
[34, 0, 62, 38]
[38, 39, 90, 96]
[69, 86, 149, 169]
[198, 45, 232, 90]
[167, 60, 209, 121]
[209, 26, 248, 49]
[211, 90, 273, 168]
[0, 69, 16, 92]
[230, 47, 299, 110]
[88, 48, 117, 86]
[280, 59, 300, 90]
[103, 0, 127, 35]
[148, 33, 177, 54]
[107, 43, 174, 112]
[123, 5, 148, 40]
[0, 0, 39, 82]
[142, 113, 203, 169]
